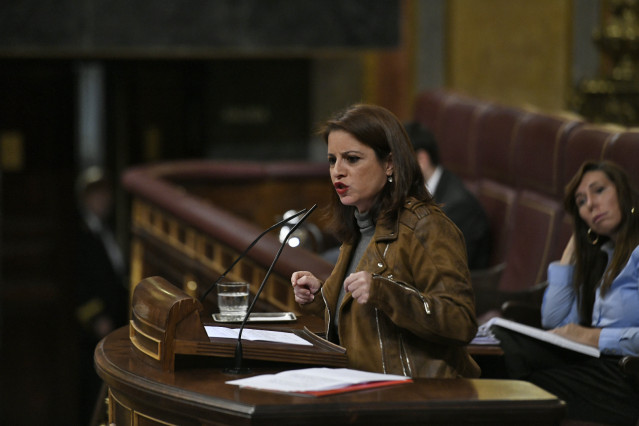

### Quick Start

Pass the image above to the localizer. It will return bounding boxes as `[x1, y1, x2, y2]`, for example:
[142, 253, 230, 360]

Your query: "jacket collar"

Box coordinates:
[374, 197, 421, 242]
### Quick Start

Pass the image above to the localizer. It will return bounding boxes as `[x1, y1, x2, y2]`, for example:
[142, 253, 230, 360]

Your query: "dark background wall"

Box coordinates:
[0, 0, 399, 54]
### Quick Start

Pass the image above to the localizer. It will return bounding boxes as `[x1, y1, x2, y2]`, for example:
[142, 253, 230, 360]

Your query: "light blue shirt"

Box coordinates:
[541, 243, 639, 356]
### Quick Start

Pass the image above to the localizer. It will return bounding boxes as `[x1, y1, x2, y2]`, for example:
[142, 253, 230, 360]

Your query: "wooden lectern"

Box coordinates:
[128, 276, 347, 372]
[94, 276, 566, 425]
[96, 327, 566, 425]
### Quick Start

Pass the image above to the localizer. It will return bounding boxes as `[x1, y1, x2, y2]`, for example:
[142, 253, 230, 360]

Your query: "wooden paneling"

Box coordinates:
[447, 0, 573, 111]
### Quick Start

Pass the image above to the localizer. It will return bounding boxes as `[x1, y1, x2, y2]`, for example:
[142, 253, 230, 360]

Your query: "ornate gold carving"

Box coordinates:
[573, 0, 639, 125]
[130, 198, 299, 313]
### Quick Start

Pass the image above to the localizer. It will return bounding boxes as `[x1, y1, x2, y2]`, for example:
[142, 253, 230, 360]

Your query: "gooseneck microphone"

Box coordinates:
[199, 208, 308, 304]
[226, 204, 317, 374]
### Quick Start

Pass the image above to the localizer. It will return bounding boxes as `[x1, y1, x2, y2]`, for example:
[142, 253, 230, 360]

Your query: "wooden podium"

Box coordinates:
[95, 330, 566, 425]
[93, 276, 566, 425]
[128, 276, 347, 372]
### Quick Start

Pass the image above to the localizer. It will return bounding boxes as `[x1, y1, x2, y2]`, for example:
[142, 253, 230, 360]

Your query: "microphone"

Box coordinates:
[226, 204, 317, 374]
[199, 208, 308, 303]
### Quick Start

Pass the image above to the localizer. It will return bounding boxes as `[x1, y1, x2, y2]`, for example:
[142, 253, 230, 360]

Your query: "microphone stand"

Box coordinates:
[198, 208, 307, 304]
[225, 204, 317, 374]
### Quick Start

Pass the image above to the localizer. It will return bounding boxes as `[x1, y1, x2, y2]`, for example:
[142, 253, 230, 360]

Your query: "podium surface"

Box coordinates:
[95, 326, 565, 425]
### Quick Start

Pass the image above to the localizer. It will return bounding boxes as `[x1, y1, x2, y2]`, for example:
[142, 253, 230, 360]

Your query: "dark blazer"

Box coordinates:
[433, 168, 491, 270]
[76, 216, 128, 331]
[75, 212, 129, 423]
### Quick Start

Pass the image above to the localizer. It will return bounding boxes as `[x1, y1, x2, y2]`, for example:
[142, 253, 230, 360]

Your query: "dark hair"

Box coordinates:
[320, 104, 431, 243]
[564, 160, 639, 323]
[404, 121, 440, 166]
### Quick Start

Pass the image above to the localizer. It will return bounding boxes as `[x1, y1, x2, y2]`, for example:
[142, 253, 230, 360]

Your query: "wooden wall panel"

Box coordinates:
[447, 0, 573, 112]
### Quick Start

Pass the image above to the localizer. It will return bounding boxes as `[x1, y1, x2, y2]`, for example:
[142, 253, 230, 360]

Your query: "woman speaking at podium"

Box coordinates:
[291, 104, 480, 378]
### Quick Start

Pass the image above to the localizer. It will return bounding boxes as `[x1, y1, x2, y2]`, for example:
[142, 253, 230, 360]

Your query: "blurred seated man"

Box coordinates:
[405, 122, 491, 270]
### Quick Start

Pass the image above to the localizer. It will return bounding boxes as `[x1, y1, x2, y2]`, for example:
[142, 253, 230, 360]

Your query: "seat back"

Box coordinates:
[604, 130, 639, 186]
[514, 111, 583, 198]
[498, 112, 582, 292]
[498, 190, 563, 292]
[437, 94, 490, 181]
[475, 180, 517, 266]
[412, 89, 450, 139]
[563, 125, 620, 189]
[475, 104, 524, 186]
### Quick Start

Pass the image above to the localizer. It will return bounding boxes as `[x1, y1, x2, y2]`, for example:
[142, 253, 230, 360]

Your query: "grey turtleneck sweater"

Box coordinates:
[333, 210, 376, 330]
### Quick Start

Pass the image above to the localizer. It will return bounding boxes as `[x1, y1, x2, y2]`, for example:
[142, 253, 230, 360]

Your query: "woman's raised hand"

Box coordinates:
[560, 234, 576, 265]
[344, 271, 373, 304]
[291, 271, 322, 304]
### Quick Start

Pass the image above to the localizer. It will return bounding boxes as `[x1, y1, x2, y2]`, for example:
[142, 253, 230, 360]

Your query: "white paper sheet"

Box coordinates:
[226, 367, 410, 392]
[204, 326, 313, 346]
[486, 317, 600, 357]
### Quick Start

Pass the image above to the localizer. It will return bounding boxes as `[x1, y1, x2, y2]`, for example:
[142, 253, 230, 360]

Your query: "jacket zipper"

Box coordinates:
[372, 274, 431, 315]
[374, 308, 387, 374]
[321, 288, 332, 338]
[399, 334, 411, 376]
[380, 243, 430, 314]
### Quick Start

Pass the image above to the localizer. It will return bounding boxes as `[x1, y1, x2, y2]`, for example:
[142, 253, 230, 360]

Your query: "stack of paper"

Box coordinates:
[226, 367, 412, 396]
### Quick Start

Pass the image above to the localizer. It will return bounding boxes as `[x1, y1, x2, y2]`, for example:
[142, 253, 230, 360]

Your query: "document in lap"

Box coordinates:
[487, 317, 600, 358]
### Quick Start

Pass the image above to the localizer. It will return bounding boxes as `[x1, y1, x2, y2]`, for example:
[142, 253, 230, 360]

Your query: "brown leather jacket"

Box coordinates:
[302, 197, 480, 378]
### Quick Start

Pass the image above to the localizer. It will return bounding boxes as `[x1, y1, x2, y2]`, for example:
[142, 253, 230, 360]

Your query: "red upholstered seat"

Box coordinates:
[476, 180, 517, 267]
[472, 109, 581, 309]
[437, 94, 491, 181]
[488, 112, 582, 293]
[475, 104, 525, 187]
[514, 111, 583, 198]
[472, 103, 525, 269]
[412, 89, 451, 142]
[604, 130, 639, 185]
[563, 125, 621, 189]
[498, 190, 563, 292]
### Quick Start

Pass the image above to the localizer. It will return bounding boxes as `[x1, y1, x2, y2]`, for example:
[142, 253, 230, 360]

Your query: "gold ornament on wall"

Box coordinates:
[573, 0, 639, 125]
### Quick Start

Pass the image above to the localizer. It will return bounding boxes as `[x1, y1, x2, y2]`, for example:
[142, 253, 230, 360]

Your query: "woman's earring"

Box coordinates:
[632, 207, 635, 215]
[587, 228, 599, 245]
[387, 175, 393, 183]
